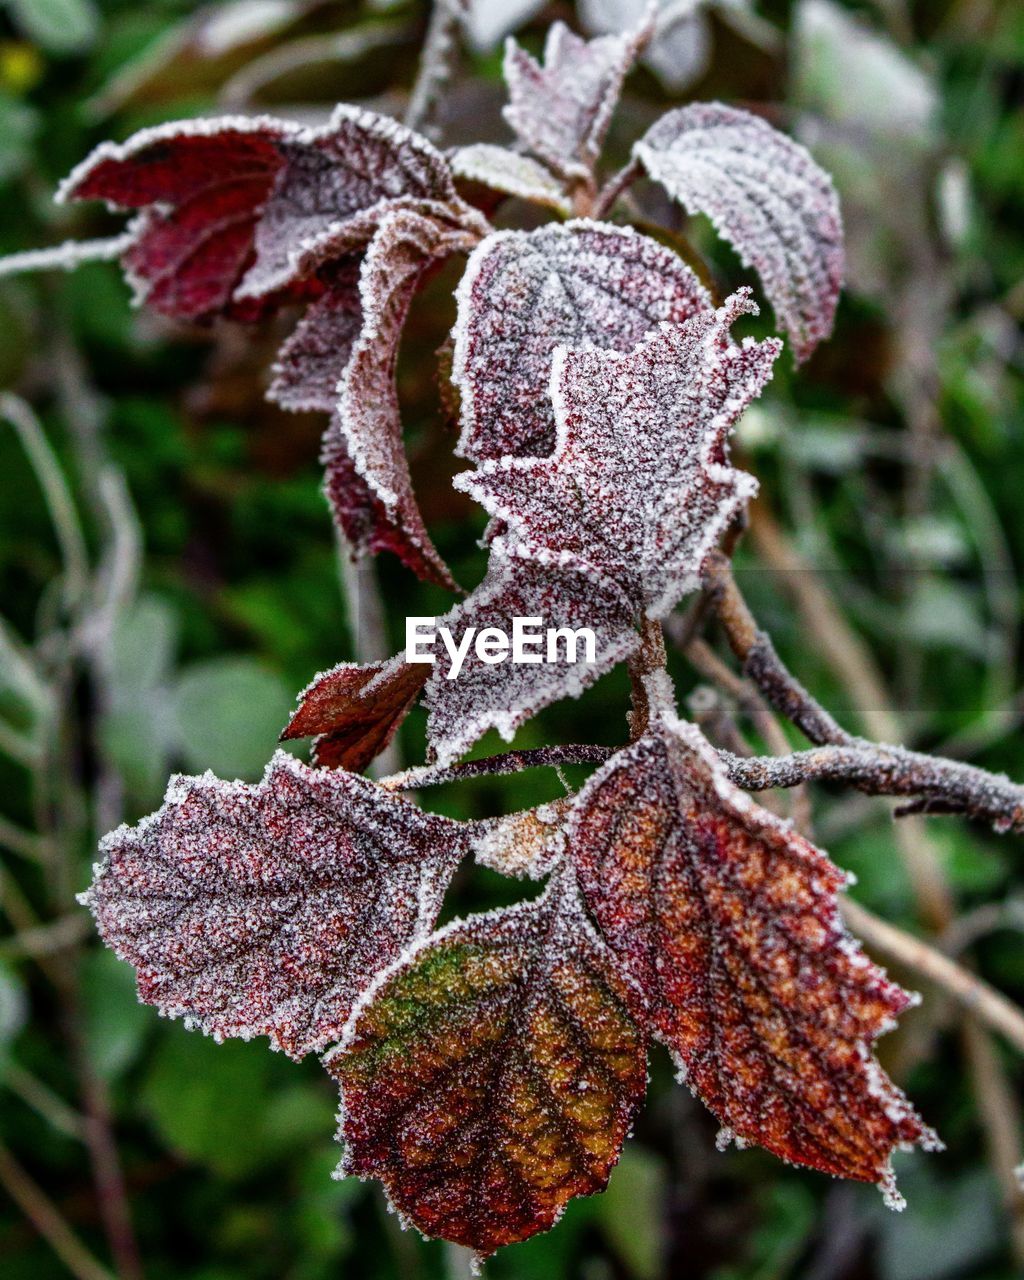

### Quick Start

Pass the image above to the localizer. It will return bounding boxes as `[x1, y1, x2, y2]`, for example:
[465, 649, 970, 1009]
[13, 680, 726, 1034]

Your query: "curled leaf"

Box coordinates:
[81, 752, 466, 1058]
[567, 693, 935, 1195]
[503, 20, 648, 180]
[282, 658, 428, 772]
[452, 221, 710, 461]
[457, 291, 778, 618]
[329, 869, 648, 1253]
[633, 102, 844, 362]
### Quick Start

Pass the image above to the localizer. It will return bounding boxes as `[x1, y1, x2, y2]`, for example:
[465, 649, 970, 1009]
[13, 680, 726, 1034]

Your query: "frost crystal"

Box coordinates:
[633, 102, 844, 362]
[452, 221, 710, 461]
[457, 291, 779, 619]
[566, 704, 936, 1187]
[328, 868, 648, 1254]
[502, 20, 647, 181]
[80, 752, 468, 1059]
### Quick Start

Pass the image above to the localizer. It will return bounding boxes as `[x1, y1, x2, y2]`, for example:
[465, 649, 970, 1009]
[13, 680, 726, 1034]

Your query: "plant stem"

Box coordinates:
[405, 0, 462, 137]
[380, 744, 616, 790]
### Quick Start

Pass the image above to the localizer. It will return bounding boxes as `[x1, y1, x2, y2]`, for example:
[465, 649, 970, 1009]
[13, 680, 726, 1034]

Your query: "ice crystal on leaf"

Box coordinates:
[328, 868, 648, 1256]
[567, 690, 935, 1189]
[282, 658, 428, 773]
[457, 290, 779, 619]
[452, 221, 711, 462]
[633, 102, 844, 362]
[80, 752, 468, 1059]
[502, 20, 648, 182]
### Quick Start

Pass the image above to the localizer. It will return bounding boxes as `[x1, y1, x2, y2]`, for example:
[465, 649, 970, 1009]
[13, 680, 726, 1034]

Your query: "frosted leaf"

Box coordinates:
[267, 261, 362, 413]
[238, 105, 457, 299]
[567, 700, 936, 1187]
[80, 751, 469, 1059]
[324, 203, 483, 592]
[502, 20, 648, 181]
[57, 115, 297, 321]
[470, 799, 571, 880]
[456, 291, 778, 619]
[633, 102, 844, 362]
[452, 221, 710, 461]
[281, 657, 428, 772]
[450, 144, 572, 214]
[424, 538, 640, 766]
[328, 867, 648, 1253]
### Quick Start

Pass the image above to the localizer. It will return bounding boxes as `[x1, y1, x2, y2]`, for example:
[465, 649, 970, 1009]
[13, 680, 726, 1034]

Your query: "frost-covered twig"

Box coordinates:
[702, 551, 1024, 833]
[0, 234, 135, 280]
[720, 744, 1024, 833]
[379, 744, 616, 791]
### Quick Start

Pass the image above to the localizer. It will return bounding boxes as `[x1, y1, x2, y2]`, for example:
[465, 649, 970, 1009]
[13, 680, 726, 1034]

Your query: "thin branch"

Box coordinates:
[702, 551, 1024, 833]
[4, 1061, 89, 1141]
[380, 744, 616, 791]
[592, 158, 643, 219]
[719, 744, 1024, 833]
[0, 234, 134, 281]
[841, 897, 1024, 1056]
[0, 1138, 117, 1280]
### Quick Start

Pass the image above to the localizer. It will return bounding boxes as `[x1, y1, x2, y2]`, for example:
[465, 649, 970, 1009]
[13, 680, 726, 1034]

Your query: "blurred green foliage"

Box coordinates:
[1, 1, 1023, 1278]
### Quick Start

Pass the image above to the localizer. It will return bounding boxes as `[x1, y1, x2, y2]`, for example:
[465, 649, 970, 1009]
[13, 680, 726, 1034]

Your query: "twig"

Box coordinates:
[718, 744, 1024, 832]
[0, 912, 91, 960]
[593, 158, 643, 219]
[4, 1061, 89, 1141]
[840, 898, 1024, 1055]
[404, 0, 463, 137]
[380, 744, 616, 791]
[0, 235, 134, 281]
[627, 616, 667, 740]
[0, 1138, 117, 1280]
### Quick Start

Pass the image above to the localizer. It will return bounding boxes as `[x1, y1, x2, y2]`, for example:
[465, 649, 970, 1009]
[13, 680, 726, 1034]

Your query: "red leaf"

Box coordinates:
[502, 20, 648, 180]
[80, 752, 467, 1059]
[282, 657, 428, 773]
[452, 220, 710, 461]
[57, 116, 293, 321]
[633, 102, 844, 363]
[567, 689, 936, 1196]
[457, 291, 779, 620]
[328, 869, 648, 1254]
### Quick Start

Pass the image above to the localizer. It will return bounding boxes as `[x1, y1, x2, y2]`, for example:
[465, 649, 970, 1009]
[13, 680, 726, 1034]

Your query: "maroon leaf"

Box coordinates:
[328, 867, 648, 1254]
[80, 752, 468, 1059]
[267, 260, 362, 413]
[503, 20, 648, 180]
[633, 102, 844, 362]
[424, 538, 640, 765]
[282, 657, 428, 773]
[323, 202, 484, 592]
[457, 291, 779, 619]
[57, 116, 294, 321]
[452, 220, 710, 461]
[567, 690, 937, 1197]
[237, 105, 458, 300]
